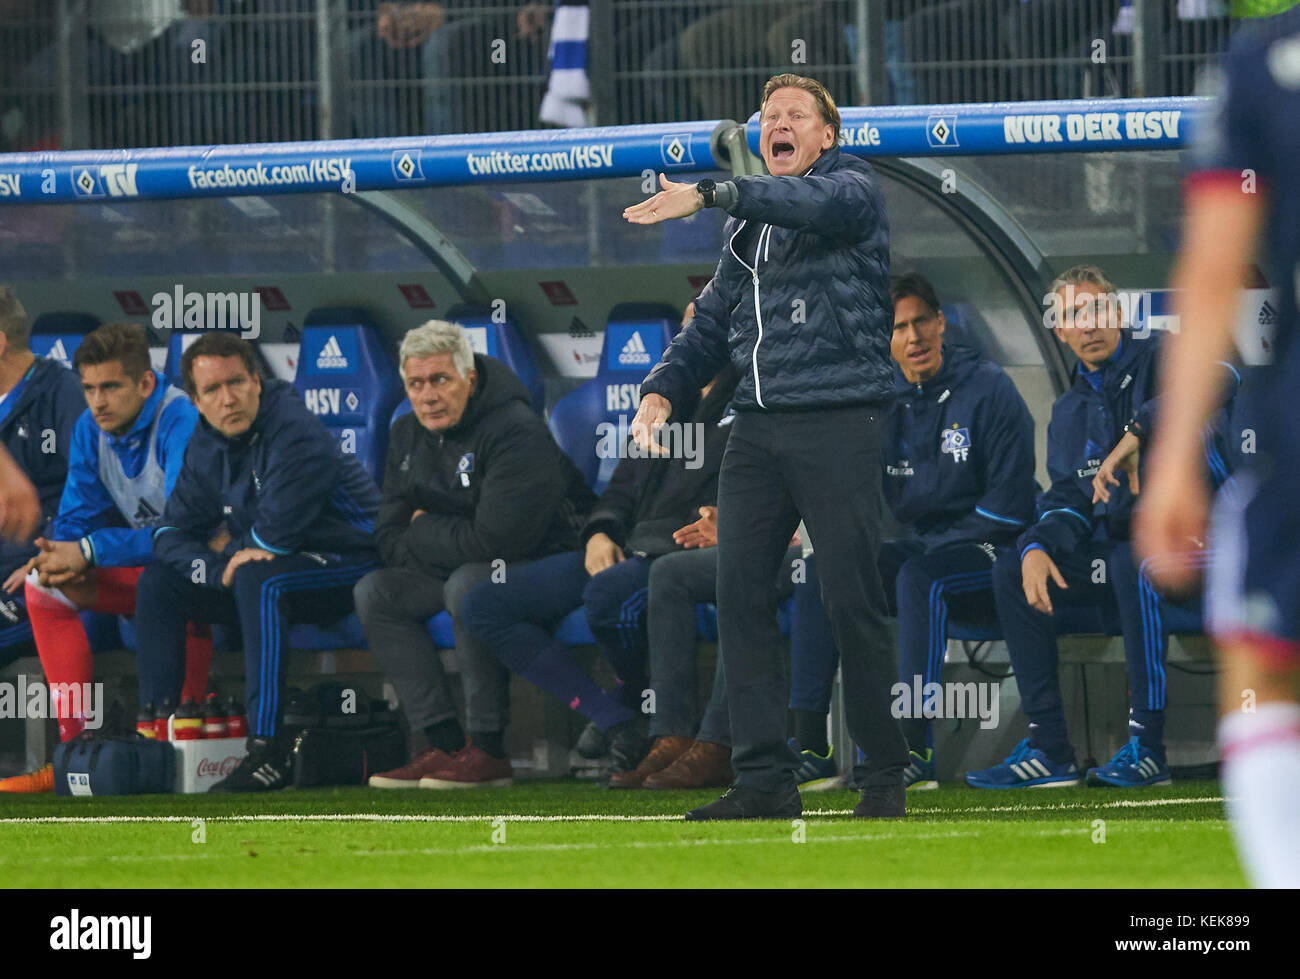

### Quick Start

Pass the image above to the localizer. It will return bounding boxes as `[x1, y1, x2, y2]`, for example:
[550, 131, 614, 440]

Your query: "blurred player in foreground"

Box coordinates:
[1136, 8, 1300, 888]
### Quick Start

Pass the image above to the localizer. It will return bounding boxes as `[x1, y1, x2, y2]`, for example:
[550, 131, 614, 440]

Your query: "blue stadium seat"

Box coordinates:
[29, 312, 101, 369]
[161, 331, 277, 390]
[446, 304, 545, 414]
[293, 309, 404, 483]
[548, 303, 679, 494]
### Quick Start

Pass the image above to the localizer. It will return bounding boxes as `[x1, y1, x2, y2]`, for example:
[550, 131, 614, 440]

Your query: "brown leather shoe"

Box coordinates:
[642, 739, 732, 790]
[606, 735, 693, 789]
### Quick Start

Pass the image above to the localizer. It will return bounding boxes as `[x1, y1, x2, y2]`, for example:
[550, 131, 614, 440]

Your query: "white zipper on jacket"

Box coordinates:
[728, 220, 773, 409]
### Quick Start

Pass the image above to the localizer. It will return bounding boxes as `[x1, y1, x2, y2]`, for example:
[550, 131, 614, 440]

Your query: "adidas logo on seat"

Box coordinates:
[47, 339, 70, 367]
[618, 331, 651, 366]
[316, 335, 348, 370]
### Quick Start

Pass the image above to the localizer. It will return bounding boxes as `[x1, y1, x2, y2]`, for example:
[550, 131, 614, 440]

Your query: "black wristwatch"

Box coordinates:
[696, 178, 717, 207]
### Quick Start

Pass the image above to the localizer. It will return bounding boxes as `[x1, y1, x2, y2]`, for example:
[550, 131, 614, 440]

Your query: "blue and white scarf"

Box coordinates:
[540, 0, 590, 128]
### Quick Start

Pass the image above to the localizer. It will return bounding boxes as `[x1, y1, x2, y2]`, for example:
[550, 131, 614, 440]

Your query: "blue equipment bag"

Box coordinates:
[53, 734, 175, 796]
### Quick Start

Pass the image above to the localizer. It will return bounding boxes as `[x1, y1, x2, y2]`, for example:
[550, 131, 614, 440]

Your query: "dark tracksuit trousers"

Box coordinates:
[460, 550, 654, 731]
[790, 540, 1001, 752]
[646, 544, 801, 747]
[716, 405, 908, 793]
[136, 551, 376, 738]
[991, 539, 1202, 761]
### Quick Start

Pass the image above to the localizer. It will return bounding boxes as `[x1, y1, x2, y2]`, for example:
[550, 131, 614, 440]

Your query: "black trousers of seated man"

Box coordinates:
[716, 404, 907, 793]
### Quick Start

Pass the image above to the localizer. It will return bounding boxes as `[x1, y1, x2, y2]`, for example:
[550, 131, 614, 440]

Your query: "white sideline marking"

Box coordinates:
[909, 796, 1226, 816]
[0, 795, 1224, 827]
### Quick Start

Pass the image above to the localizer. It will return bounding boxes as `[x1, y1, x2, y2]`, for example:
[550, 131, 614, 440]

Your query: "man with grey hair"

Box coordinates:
[358, 319, 595, 789]
[0, 286, 84, 667]
[969, 263, 1237, 791]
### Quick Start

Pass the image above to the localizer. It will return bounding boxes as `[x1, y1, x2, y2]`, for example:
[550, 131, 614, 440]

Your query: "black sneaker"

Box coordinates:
[607, 716, 650, 773]
[208, 736, 293, 793]
[575, 720, 609, 759]
[853, 783, 905, 819]
[685, 784, 802, 821]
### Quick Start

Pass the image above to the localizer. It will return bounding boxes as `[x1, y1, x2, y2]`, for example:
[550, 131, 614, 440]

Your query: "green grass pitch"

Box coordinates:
[0, 782, 1243, 888]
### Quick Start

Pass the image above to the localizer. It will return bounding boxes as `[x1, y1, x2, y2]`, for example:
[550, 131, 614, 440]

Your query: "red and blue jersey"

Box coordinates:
[1188, 8, 1300, 452]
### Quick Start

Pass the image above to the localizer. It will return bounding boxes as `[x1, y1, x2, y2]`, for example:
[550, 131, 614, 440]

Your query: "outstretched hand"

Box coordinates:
[673, 506, 718, 550]
[629, 393, 672, 456]
[622, 173, 703, 225]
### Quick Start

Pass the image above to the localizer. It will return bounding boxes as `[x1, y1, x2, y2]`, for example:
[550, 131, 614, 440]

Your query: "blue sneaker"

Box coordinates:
[964, 738, 1080, 789]
[790, 739, 841, 791]
[1086, 737, 1171, 788]
[904, 748, 938, 790]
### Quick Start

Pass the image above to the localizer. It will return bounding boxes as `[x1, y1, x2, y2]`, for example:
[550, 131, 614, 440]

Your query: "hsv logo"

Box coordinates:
[660, 134, 694, 167]
[302, 388, 363, 418]
[927, 115, 957, 147]
[314, 334, 350, 370]
[606, 383, 641, 411]
[72, 164, 140, 198]
[0, 172, 19, 197]
[392, 149, 424, 181]
[940, 425, 971, 463]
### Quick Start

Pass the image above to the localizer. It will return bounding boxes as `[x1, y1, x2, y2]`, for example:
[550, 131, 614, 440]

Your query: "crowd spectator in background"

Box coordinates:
[348, 0, 551, 138]
[359, 320, 595, 790]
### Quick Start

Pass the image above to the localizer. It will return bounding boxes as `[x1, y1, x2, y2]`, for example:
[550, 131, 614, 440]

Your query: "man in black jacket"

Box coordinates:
[357, 319, 595, 789]
[624, 73, 906, 819]
[458, 363, 740, 783]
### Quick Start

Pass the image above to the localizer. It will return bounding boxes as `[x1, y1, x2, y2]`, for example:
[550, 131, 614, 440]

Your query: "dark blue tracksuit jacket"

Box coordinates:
[154, 378, 380, 584]
[1, 356, 84, 650]
[641, 145, 893, 416]
[0, 357, 85, 579]
[884, 344, 1037, 550]
[1018, 331, 1236, 561]
[1002, 331, 1238, 743]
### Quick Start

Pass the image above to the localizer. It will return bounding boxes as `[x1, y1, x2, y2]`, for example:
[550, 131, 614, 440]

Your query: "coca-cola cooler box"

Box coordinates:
[172, 738, 247, 793]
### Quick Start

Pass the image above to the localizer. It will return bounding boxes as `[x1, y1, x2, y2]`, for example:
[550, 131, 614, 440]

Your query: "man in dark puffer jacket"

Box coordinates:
[624, 73, 906, 821]
[357, 320, 596, 789]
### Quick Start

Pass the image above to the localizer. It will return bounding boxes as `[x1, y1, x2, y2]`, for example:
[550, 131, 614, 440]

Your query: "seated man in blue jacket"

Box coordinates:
[0, 286, 85, 669]
[135, 333, 381, 793]
[789, 272, 1037, 789]
[1, 323, 209, 794]
[968, 264, 1236, 790]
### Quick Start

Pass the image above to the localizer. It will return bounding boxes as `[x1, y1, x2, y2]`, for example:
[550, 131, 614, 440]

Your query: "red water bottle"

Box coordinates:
[154, 697, 175, 741]
[173, 698, 203, 741]
[136, 702, 156, 740]
[224, 695, 247, 739]
[202, 693, 227, 739]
